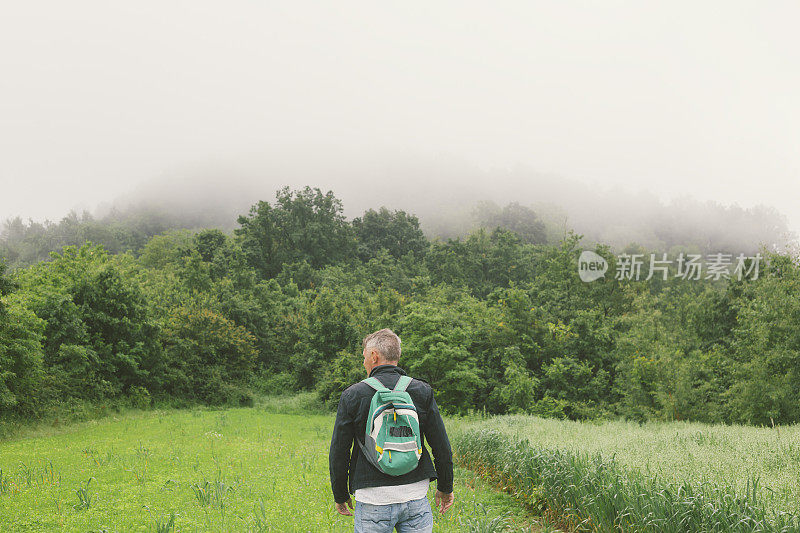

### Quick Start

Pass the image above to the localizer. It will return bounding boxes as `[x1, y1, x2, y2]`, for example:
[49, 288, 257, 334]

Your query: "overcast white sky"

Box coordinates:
[1, 2, 798, 235]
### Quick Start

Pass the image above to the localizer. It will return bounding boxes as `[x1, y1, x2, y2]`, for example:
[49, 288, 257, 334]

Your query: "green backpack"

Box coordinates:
[357, 375, 422, 476]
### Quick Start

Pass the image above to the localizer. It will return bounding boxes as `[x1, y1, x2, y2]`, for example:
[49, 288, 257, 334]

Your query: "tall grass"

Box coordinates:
[459, 414, 800, 513]
[453, 428, 800, 532]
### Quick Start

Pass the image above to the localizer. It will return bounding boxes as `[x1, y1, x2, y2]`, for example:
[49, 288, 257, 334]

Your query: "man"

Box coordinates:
[329, 328, 455, 532]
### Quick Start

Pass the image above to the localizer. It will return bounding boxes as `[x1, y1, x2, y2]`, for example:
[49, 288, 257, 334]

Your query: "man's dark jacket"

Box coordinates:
[329, 364, 454, 504]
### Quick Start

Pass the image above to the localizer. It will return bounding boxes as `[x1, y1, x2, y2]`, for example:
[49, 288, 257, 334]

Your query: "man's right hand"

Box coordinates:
[335, 497, 354, 516]
[435, 490, 454, 514]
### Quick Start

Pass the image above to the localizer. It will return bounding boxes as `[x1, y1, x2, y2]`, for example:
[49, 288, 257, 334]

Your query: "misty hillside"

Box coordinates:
[93, 157, 800, 252]
[2, 158, 795, 269]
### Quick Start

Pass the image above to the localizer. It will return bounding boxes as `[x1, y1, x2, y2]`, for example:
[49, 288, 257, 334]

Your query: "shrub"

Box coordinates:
[127, 386, 152, 410]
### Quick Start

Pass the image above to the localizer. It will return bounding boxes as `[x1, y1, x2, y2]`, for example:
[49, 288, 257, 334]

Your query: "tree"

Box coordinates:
[161, 307, 257, 405]
[71, 262, 159, 396]
[138, 230, 194, 270]
[0, 260, 14, 316]
[726, 251, 800, 424]
[396, 285, 496, 413]
[0, 265, 45, 416]
[235, 186, 356, 279]
[194, 229, 227, 262]
[473, 201, 548, 244]
[352, 207, 429, 261]
[14, 244, 161, 399]
[291, 286, 360, 390]
[425, 227, 538, 298]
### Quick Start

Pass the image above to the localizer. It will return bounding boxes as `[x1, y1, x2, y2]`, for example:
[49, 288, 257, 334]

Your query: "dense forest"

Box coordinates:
[1, 185, 797, 427]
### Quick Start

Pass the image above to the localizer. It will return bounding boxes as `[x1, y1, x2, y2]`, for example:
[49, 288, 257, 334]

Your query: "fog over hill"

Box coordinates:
[3, 3, 798, 261]
[95, 151, 796, 257]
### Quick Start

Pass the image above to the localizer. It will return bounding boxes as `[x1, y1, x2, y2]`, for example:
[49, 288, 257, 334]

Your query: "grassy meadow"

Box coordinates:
[0, 395, 541, 532]
[6, 396, 800, 532]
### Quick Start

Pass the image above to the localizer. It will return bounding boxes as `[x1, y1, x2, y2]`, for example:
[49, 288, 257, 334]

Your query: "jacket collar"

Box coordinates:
[368, 364, 407, 378]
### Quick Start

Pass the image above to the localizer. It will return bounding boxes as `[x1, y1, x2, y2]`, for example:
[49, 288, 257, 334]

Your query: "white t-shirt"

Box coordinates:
[354, 478, 430, 505]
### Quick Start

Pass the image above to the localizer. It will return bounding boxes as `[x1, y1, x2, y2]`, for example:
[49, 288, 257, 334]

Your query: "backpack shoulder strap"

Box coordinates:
[362, 377, 389, 392]
[393, 375, 412, 392]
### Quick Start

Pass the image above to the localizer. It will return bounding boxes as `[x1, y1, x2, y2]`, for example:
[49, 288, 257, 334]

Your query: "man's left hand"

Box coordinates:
[335, 497, 354, 516]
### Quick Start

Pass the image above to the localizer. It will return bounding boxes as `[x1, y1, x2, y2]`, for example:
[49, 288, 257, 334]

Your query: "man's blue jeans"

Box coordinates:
[353, 496, 434, 533]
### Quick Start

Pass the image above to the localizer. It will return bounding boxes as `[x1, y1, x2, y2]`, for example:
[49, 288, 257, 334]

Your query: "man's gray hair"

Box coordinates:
[362, 328, 401, 362]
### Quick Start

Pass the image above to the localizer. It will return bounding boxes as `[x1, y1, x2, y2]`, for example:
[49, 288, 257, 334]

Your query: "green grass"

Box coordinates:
[0, 399, 546, 532]
[452, 415, 800, 532]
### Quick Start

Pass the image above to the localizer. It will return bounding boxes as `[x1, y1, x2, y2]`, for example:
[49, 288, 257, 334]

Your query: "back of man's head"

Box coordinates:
[362, 328, 401, 362]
